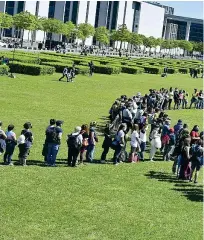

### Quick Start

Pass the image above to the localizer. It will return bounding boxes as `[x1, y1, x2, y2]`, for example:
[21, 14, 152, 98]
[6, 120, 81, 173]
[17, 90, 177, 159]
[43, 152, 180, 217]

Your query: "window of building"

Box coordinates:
[189, 23, 203, 42]
[71, 1, 79, 24]
[106, 1, 112, 29]
[48, 1, 56, 18]
[5, 1, 15, 15]
[94, 2, 100, 28]
[64, 1, 70, 23]
[111, 1, 119, 30]
[17, 1, 24, 13]
[167, 19, 187, 40]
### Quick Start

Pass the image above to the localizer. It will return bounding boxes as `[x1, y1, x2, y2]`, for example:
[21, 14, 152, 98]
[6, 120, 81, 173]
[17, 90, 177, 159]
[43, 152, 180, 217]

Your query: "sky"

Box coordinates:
[158, 1, 204, 19]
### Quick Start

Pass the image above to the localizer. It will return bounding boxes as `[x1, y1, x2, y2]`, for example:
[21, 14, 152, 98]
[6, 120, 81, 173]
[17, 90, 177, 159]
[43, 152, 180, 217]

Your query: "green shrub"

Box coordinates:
[143, 66, 162, 74]
[179, 68, 189, 74]
[76, 65, 89, 75]
[9, 62, 55, 75]
[119, 66, 143, 74]
[42, 62, 71, 73]
[166, 68, 177, 74]
[0, 64, 9, 75]
[94, 65, 121, 74]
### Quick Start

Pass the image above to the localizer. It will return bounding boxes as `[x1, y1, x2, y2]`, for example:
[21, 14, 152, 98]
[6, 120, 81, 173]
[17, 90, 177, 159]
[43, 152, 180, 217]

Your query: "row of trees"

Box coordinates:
[0, 11, 203, 53]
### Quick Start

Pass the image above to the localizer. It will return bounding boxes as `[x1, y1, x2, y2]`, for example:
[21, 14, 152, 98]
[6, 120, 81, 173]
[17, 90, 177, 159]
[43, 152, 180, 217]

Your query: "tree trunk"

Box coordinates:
[28, 30, 30, 42]
[31, 31, 34, 47]
[0, 28, 4, 40]
[43, 32, 46, 48]
[21, 29, 24, 48]
[49, 35, 52, 50]
[120, 41, 122, 50]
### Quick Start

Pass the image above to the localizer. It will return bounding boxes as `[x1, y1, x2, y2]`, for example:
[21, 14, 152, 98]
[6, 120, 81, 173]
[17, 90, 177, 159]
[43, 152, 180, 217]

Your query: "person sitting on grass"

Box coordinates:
[3, 124, 17, 166]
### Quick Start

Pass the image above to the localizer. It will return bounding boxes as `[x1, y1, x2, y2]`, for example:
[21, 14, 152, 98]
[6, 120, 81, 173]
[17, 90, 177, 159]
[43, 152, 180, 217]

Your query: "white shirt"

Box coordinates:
[140, 130, 147, 143]
[115, 130, 124, 142]
[130, 130, 139, 147]
[6, 131, 16, 140]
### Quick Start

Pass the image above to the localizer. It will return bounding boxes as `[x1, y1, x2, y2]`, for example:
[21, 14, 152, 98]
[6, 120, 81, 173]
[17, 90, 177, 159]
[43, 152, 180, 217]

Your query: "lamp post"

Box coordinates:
[9, 41, 17, 78]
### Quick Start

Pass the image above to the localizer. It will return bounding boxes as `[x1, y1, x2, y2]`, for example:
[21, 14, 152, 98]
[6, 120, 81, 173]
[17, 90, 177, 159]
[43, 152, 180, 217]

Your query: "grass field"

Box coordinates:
[0, 72, 203, 240]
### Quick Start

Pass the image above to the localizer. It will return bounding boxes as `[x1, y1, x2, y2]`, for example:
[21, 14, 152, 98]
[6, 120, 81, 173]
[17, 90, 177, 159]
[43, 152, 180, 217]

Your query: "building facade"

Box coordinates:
[0, 1, 203, 46]
[163, 14, 203, 42]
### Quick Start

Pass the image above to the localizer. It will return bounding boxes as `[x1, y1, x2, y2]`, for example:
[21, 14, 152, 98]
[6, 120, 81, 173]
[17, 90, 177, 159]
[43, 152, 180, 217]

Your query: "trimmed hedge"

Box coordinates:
[116, 65, 143, 74]
[9, 62, 55, 75]
[0, 64, 9, 75]
[42, 62, 71, 73]
[94, 65, 121, 74]
[143, 66, 162, 74]
[179, 68, 189, 74]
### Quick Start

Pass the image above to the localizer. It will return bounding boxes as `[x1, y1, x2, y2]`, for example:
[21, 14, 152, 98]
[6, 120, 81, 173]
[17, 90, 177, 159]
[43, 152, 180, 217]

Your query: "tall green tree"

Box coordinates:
[62, 21, 75, 43]
[94, 26, 109, 48]
[13, 11, 37, 47]
[41, 18, 64, 49]
[178, 40, 193, 55]
[0, 13, 13, 39]
[129, 33, 143, 52]
[77, 23, 95, 46]
[116, 24, 131, 50]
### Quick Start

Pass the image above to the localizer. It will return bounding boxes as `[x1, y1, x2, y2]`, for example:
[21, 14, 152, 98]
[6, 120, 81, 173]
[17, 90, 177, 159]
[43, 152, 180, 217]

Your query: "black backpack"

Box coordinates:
[67, 134, 79, 148]
[46, 127, 58, 143]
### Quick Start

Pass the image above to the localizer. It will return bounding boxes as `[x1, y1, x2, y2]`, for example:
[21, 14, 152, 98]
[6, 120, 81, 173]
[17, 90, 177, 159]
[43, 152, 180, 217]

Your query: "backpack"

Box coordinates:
[190, 145, 203, 163]
[67, 134, 80, 149]
[46, 127, 58, 143]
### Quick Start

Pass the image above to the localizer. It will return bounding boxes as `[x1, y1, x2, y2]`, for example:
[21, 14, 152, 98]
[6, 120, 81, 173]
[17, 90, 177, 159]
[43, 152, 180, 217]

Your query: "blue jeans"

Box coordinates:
[47, 143, 59, 166]
[113, 145, 122, 164]
[4, 142, 16, 164]
[86, 145, 95, 162]
[140, 142, 146, 160]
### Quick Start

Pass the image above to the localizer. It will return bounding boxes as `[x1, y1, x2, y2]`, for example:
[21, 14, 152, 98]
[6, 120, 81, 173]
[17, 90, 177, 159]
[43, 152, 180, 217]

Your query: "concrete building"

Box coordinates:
[163, 14, 203, 42]
[0, 1, 203, 46]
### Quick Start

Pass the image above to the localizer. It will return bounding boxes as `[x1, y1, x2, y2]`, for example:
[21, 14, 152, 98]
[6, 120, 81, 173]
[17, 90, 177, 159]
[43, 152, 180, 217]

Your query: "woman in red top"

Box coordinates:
[190, 125, 200, 145]
[79, 124, 89, 164]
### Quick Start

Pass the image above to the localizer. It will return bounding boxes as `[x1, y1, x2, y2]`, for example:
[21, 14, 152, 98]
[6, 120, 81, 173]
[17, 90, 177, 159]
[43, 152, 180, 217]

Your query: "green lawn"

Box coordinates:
[0, 72, 203, 240]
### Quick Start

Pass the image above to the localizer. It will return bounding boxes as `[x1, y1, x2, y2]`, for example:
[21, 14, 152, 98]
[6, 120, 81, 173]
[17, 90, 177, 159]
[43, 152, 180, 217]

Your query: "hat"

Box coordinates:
[170, 128, 174, 133]
[74, 126, 81, 133]
[56, 120, 63, 125]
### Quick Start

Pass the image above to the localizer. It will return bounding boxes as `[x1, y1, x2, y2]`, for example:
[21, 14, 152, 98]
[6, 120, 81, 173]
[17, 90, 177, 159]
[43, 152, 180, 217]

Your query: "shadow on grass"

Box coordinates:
[145, 171, 203, 202]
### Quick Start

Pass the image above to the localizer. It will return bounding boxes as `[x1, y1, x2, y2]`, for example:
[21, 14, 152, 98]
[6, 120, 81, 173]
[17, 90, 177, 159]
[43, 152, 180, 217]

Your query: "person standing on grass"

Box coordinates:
[149, 125, 161, 162]
[168, 87, 174, 110]
[163, 128, 175, 161]
[179, 134, 191, 180]
[174, 119, 183, 135]
[67, 126, 83, 167]
[86, 122, 98, 163]
[129, 124, 140, 163]
[59, 67, 69, 82]
[42, 119, 56, 162]
[79, 124, 89, 164]
[139, 124, 148, 161]
[0, 121, 7, 155]
[88, 61, 94, 76]
[101, 126, 112, 162]
[173, 89, 180, 110]
[3, 124, 17, 166]
[189, 140, 203, 184]
[189, 89, 198, 109]
[46, 120, 63, 167]
[112, 124, 126, 165]
[18, 122, 34, 166]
